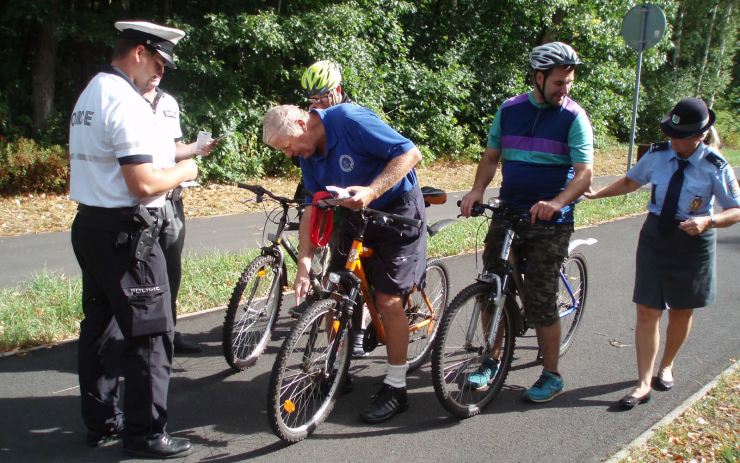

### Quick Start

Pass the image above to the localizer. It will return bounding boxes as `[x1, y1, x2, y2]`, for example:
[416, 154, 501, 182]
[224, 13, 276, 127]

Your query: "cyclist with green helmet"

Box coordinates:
[459, 41, 594, 403]
[300, 59, 352, 109]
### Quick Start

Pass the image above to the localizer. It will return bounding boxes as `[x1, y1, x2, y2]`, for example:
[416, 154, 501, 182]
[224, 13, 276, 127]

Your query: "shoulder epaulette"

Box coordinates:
[705, 151, 727, 169]
[648, 141, 670, 153]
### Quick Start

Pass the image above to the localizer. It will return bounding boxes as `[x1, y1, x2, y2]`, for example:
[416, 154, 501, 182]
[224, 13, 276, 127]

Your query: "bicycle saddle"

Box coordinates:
[421, 186, 447, 206]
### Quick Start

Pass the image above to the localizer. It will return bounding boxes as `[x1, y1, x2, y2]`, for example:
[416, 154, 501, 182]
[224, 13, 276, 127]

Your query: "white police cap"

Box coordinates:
[114, 21, 185, 69]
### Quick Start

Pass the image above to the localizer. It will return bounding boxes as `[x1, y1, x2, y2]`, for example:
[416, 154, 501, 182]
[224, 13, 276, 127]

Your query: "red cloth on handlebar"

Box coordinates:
[309, 191, 335, 247]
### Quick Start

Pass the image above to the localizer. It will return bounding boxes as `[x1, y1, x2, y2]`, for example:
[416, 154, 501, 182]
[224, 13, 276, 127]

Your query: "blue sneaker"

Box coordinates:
[523, 371, 564, 403]
[465, 357, 500, 390]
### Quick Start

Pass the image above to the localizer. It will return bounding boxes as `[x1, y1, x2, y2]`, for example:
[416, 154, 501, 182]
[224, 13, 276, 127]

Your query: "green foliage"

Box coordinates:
[0, 138, 68, 194]
[0, 0, 737, 189]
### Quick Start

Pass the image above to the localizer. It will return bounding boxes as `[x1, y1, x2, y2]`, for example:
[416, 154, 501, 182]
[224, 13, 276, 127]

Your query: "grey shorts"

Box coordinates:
[328, 187, 427, 295]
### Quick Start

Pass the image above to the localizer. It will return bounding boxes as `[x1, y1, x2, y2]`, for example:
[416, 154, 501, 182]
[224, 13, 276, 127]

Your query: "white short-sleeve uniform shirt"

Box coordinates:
[151, 89, 182, 170]
[69, 67, 164, 208]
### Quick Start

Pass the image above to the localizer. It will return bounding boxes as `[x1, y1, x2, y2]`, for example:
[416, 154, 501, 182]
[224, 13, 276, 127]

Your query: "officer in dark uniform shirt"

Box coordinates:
[69, 21, 196, 459]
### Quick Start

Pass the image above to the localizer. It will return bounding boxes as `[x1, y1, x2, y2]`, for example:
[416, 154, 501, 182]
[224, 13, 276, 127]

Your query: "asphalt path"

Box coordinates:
[1, 214, 739, 462]
[0, 177, 625, 288]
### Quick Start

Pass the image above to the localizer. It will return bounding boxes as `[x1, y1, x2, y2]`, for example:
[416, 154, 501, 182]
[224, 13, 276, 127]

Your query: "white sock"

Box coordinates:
[383, 363, 408, 388]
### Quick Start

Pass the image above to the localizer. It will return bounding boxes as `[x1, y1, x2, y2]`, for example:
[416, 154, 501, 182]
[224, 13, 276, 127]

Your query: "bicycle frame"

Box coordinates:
[469, 205, 596, 348]
[321, 208, 433, 347]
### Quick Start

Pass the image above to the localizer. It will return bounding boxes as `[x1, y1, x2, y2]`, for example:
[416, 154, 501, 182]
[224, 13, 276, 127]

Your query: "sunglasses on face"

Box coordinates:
[307, 93, 331, 104]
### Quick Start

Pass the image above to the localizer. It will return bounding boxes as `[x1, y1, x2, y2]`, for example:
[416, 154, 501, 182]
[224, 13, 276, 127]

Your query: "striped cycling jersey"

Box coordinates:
[487, 92, 593, 223]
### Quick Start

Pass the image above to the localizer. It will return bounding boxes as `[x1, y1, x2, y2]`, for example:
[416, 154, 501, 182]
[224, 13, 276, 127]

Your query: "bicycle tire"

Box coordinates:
[222, 254, 283, 371]
[406, 258, 450, 371]
[431, 282, 516, 418]
[267, 298, 351, 443]
[557, 252, 588, 356]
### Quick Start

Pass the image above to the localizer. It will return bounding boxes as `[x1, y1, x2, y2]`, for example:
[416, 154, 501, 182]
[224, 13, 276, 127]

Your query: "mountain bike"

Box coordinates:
[222, 184, 451, 372]
[431, 199, 596, 418]
[267, 193, 450, 442]
[222, 184, 329, 371]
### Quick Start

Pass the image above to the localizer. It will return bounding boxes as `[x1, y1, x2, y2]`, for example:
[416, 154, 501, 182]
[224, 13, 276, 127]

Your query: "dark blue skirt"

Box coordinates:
[633, 214, 716, 309]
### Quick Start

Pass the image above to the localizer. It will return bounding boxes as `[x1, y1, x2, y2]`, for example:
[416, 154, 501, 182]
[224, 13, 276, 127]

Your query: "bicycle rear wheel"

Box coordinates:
[431, 282, 516, 418]
[267, 298, 351, 443]
[222, 254, 283, 371]
[406, 258, 450, 371]
[557, 252, 588, 356]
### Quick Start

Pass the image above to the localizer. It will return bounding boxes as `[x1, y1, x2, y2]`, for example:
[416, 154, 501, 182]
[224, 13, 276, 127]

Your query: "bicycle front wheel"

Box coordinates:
[557, 252, 588, 356]
[431, 282, 516, 418]
[267, 298, 351, 443]
[222, 254, 283, 371]
[406, 258, 450, 371]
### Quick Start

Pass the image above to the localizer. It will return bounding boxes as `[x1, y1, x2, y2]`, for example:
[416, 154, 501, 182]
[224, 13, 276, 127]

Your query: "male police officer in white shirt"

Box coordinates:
[69, 21, 195, 459]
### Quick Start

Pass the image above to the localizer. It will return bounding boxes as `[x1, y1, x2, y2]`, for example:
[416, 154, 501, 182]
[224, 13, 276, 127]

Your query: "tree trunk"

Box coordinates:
[695, 0, 718, 95]
[708, 0, 733, 108]
[672, 1, 684, 70]
[31, 22, 57, 137]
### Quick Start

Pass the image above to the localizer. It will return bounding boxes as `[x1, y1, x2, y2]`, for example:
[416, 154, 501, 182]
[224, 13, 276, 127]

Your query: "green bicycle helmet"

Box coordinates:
[301, 60, 342, 96]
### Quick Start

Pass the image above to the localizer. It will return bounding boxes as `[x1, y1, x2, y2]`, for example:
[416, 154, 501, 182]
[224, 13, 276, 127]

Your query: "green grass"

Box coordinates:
[723, 148, 739, 166]
[0, 190, 652, 352]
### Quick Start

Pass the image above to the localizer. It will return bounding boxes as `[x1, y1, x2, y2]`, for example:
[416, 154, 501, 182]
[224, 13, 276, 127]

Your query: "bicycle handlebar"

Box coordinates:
[314, 198, 422, 229]
[237, 183, 298, 206]
[456, 200, 562, 221]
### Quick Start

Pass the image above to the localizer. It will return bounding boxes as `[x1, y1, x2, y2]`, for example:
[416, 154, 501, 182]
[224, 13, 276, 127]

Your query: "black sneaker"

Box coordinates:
[359, 384, 409, 423]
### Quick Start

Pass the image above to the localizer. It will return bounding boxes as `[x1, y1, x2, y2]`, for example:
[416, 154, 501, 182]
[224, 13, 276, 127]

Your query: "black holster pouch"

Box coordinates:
[130, 205, 162, 262]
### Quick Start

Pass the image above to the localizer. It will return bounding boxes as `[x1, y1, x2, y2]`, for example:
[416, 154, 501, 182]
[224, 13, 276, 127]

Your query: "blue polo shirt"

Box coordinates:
[487, 92, 594, 223]
[628, 142, 740, 219]
[300, 104, 418, 210]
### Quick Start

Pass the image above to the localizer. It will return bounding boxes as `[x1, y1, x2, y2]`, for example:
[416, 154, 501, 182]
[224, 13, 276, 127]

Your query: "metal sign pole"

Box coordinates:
[626, 5, 648, 172]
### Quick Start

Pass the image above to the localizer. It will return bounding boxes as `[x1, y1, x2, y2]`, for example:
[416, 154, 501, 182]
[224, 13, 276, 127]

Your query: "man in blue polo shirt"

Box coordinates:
[460, 42, 594, 403]
[262, 103, 426, 423]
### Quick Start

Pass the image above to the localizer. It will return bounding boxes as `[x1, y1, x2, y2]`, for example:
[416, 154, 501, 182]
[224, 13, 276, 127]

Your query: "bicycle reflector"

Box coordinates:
[310, 191, 335, 246]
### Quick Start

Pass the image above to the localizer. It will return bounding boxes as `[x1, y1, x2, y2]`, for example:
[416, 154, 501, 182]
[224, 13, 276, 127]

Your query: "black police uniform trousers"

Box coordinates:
[160, 195, 186, 325]
[71, 206, 174, 442]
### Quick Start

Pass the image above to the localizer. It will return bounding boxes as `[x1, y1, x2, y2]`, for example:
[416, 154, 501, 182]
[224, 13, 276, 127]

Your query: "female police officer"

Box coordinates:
[586, 97, 740, 409]
[69, 21, 196, 457]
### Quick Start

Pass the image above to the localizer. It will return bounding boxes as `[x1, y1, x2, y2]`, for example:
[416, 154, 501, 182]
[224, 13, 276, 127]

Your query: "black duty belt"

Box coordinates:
[77, 204, 160, 222]
[166, 186, 184, 202]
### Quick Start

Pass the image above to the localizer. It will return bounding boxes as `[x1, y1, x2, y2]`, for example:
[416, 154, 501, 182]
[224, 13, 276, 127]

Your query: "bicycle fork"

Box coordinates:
[468, 227, 515, 352]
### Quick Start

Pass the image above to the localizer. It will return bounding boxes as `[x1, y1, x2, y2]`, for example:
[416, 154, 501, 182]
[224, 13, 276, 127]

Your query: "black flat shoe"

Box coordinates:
[652, 375, 674, 391]
[618, 392, 651, 410]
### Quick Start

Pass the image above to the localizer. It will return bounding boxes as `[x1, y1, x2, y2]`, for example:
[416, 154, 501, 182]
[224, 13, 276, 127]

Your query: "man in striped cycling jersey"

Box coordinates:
[459, 42, 594, 403]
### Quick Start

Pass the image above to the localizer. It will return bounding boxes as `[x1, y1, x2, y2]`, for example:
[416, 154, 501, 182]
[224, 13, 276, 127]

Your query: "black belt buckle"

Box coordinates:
[167, 186, 184, 202]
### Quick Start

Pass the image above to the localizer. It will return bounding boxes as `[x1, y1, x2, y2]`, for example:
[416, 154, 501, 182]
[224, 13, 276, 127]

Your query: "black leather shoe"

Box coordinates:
[359, 384, 409, 423]
[652, 375, 674, 391]
[174, 332, 202, 354]
[124, 434, 191, 459]
[618, 392, 651, 410]
[86, 421, 124, 448]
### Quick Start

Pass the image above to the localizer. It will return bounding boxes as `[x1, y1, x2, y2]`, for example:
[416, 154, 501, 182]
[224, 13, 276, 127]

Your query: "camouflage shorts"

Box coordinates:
[482, 221, 573, 327]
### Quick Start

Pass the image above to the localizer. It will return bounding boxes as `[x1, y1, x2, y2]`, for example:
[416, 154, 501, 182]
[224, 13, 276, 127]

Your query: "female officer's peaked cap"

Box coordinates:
[660, 97, 716, 139]
[114, 21, 185, 69]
